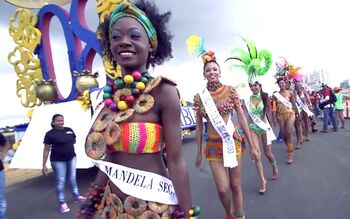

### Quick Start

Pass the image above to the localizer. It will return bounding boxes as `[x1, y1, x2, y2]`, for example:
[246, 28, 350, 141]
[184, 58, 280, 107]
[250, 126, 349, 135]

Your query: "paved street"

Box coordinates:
[5, 120, 350, 219]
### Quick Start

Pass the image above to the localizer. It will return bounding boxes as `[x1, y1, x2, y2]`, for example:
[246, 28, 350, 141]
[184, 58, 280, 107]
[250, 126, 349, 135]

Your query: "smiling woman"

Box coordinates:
[78, 1, 196, 218]
[109, 16, 152, 72]
[188, 35, 255, 219]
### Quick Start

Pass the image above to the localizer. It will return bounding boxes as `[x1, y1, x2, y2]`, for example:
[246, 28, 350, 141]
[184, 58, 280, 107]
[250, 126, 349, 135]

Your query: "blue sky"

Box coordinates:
[1, 0, 350, 126]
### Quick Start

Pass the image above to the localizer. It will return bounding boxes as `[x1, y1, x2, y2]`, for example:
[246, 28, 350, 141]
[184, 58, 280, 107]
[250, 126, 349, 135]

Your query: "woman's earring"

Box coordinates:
[112, 60, 117, 69]
[148, 54, 155, 62]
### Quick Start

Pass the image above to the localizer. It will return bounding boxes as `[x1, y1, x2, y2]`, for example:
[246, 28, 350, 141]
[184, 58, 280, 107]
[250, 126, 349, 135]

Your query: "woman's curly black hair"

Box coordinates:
[260, 87, 269, 116]
[276, 77, 284, 84]
[98, 0, 173, 69]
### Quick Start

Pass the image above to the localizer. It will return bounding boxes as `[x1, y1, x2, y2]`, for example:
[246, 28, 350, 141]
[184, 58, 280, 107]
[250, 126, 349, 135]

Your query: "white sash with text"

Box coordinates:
[91, 159, 178, 205]
[199, 88, 238, 168]
[274, 92, 292, 109]
[296, 95, 313, 117]
[247, 101, 276, 145]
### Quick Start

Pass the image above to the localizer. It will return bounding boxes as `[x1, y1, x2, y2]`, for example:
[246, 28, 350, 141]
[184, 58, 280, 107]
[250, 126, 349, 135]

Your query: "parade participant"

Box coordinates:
[248, 82, 279, 181]
[309, 91, 319, 132]
[294, 81, 313, 148]
[334, 86, 346, 129]
[271, 93, 278, 126]
[275, 78, 298, 163]
[226, 38, 278, 193]
[0, 132, 9, 219]
[79, 1, 196, 218]
[274, 58, 299, 164]
[42, 114, 86, 213]
[319, 83, 338, 132]
[188, 35, 257, 219]
[271, 92, 284, 143]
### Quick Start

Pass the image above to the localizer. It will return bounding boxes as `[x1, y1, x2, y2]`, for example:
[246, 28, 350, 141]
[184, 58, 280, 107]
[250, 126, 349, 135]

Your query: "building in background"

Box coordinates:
[340, 79, 350, 89]
[305, 69, 329, 91]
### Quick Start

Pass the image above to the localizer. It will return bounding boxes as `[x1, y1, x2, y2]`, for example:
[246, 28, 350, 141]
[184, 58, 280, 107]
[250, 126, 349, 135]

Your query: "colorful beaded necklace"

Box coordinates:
[206, 81, 222, 92]
[102, 71, 151, 112]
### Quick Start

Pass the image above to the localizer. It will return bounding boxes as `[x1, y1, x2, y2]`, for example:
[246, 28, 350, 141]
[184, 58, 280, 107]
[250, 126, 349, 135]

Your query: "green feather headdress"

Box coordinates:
[225, 37, 272, 84]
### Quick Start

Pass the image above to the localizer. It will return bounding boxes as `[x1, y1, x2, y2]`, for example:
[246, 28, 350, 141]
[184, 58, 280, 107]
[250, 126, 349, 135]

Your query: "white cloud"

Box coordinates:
[0, 27, 28, 122]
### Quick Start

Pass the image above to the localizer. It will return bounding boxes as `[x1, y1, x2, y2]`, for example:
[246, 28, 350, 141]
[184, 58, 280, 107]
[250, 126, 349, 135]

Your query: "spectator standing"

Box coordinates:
[0, 132, 9, 219]
[334, 87, 346, 129]
[42, 114, 85, 213]
[319, 84, 338, 132]
[310, 91, 321, 117]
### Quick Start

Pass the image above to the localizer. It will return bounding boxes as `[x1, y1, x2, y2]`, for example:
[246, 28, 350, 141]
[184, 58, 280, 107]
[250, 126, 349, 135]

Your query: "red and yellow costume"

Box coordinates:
[193, 85, 244, 160]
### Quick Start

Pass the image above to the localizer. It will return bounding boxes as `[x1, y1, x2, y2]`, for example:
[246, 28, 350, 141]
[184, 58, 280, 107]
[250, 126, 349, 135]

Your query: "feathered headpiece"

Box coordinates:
[275, 57, 303, 82]
[186, 35, 216, 64]
[225, 37, 272, 84]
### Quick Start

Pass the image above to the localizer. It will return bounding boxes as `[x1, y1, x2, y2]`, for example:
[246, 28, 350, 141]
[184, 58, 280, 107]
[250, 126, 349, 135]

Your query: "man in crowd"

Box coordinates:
[310, 91, 321, 117]
[319, 84, 338, 132]
[0, 132, 9, 219]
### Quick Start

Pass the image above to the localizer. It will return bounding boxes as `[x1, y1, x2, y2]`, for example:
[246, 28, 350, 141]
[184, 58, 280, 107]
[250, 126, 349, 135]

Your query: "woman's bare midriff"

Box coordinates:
[207, 112, 232, 133]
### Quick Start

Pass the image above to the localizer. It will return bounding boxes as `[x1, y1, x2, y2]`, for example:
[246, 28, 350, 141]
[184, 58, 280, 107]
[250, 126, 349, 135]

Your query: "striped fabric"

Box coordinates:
[205, 127, 243, 161]
[109, 122, 164, 154]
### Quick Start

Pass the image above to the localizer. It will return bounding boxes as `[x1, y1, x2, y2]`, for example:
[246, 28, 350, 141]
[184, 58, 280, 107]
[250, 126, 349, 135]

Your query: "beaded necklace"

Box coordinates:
[102, 71, 151, 112]
[206, 81, 222, 92]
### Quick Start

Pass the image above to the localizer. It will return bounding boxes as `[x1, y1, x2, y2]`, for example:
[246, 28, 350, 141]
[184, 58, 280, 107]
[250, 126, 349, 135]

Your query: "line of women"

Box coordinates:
[188, 36, 286, 219]
[189, 38, 319, 218]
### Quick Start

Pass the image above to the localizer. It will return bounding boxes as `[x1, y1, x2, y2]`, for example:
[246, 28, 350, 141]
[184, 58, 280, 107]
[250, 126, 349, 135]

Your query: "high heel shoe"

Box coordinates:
[272, 161, 279, 180]
[259, 180, 267, 195]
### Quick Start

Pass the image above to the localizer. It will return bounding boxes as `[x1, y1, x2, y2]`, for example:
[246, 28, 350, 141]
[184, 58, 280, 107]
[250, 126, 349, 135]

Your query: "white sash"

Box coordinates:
[296, 95, 313, 117]
[91, 159, 178, 205]
[199, 88, 238, 168]
[274, 92, 292, 109]
[247, 101, 276, 145]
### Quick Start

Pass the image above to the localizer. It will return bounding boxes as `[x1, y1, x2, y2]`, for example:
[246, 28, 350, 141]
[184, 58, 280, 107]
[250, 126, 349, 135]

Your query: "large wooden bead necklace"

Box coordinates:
[102, 71, 155, 122]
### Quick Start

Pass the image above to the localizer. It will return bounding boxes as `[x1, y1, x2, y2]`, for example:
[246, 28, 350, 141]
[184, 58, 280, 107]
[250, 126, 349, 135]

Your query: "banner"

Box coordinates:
[180, 106, 196, 130]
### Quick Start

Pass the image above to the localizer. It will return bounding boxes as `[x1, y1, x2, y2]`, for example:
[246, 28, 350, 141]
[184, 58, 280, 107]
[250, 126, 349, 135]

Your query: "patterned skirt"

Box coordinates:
[205, 127, 244, 161]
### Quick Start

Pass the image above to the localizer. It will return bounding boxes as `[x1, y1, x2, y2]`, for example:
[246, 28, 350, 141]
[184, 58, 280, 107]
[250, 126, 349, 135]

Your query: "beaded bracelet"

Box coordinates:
[77, 183, 105, 218]
[174, 205, 200, 219]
